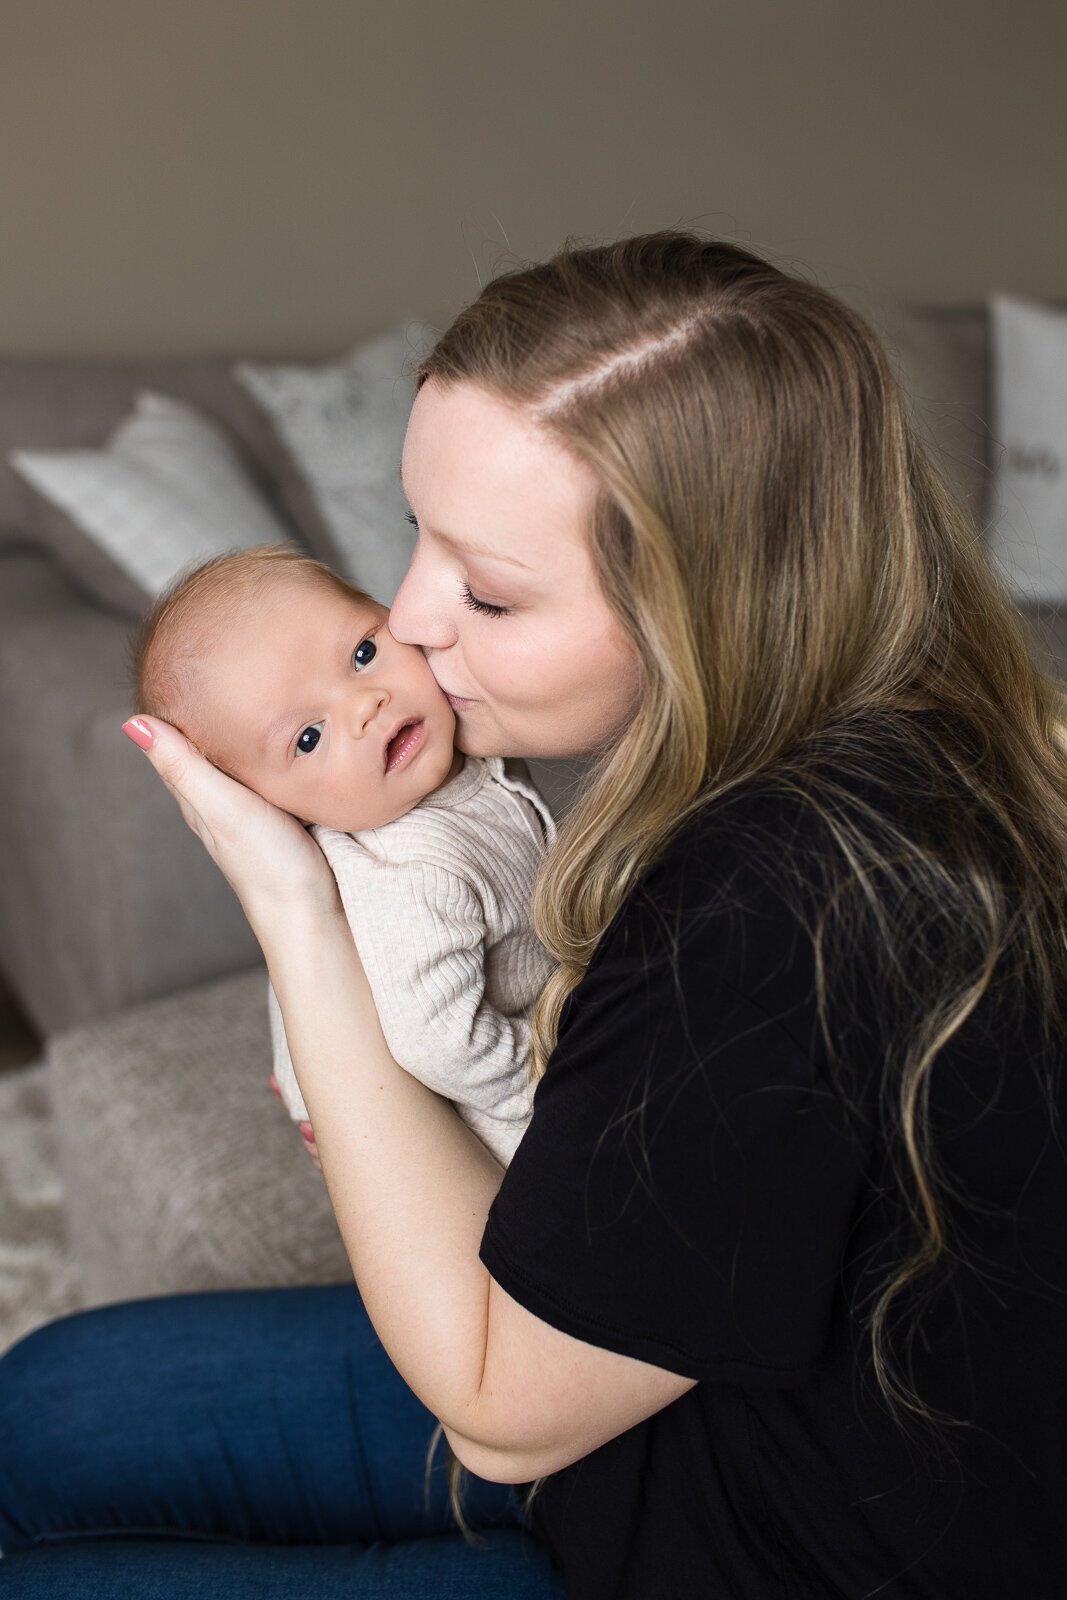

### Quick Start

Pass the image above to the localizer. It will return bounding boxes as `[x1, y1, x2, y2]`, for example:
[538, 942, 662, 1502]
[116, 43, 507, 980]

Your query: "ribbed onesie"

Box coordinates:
[268, 754, 556, 1164]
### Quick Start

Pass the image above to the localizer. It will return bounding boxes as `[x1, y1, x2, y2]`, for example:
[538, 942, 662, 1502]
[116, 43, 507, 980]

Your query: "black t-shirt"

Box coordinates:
[480, 739, 1067, 1599]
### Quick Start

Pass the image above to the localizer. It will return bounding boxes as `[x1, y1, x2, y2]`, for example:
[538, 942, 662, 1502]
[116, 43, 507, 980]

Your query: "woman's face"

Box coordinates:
[392, 381, 641, 760]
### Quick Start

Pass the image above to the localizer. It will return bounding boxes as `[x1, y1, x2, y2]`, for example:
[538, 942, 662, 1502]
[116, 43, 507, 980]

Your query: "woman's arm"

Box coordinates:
[267, 891, 692, 1478]
[127, 718, 694, 1479]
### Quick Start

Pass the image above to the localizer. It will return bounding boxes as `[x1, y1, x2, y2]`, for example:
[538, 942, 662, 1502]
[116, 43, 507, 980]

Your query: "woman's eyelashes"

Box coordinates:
[404, 511, 510, 618]
[461, 582, 510, 618]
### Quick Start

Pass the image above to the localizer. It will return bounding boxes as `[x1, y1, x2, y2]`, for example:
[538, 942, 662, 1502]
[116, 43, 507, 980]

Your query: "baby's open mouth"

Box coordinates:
[384, 719, 425, 772]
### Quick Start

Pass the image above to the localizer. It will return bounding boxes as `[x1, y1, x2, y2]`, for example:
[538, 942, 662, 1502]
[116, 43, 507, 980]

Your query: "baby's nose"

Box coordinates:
[349, 684, 389, 736]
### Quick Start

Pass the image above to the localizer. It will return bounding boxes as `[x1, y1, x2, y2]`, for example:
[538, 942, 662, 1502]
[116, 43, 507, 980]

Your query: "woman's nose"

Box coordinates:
[390, 556, 456, 651]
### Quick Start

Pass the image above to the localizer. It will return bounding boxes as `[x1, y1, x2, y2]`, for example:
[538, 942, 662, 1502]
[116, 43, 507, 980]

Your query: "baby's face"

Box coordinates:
[196, 580, 461, 830]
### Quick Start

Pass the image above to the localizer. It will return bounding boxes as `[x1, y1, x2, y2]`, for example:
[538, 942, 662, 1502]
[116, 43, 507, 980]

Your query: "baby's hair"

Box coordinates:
[129, 543, 375, 764]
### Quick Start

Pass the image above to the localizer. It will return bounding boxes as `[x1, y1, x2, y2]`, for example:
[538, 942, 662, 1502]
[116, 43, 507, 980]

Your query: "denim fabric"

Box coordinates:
[0, 1286, 564, 1597]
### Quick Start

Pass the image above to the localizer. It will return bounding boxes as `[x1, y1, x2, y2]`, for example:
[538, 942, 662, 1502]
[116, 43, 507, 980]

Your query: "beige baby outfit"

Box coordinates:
[268, 755, 556, 1165]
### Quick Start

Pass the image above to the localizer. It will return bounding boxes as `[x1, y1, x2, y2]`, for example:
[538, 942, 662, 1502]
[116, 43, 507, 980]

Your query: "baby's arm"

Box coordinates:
[316, 829, 547, 1161]
[265, 872, 532, 1125]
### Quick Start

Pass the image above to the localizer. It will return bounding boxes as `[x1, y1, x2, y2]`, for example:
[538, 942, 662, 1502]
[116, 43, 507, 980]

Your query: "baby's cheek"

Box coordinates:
[255, 772, 306, 820]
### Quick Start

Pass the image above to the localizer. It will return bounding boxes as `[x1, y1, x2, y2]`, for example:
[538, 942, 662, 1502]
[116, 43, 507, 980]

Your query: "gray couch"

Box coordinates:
[1, 309, 1063, 1307]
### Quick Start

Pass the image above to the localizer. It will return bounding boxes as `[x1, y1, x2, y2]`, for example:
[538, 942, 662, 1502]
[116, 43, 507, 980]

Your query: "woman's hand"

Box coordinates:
[124, 724, 685, 1483]
[121, 716, 338, 929]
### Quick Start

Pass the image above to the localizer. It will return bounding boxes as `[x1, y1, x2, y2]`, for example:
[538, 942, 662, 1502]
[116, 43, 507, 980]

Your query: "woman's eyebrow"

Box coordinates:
[437, 530, 533, 570]
[400, 470, 533, 570]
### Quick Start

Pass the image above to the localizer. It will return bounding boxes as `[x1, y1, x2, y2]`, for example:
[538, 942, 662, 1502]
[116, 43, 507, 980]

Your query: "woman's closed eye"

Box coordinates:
[404, 511, 511, 618]
[461, 582, 510, 618]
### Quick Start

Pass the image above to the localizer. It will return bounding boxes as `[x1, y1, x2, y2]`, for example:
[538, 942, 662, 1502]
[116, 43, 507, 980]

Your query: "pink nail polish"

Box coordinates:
[122, 717, 155, 750]
[298, 1122, 316, 1144]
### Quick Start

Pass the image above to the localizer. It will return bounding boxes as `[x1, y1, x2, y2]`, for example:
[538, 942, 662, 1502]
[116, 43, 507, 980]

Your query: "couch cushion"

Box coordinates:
[0, 548, 261, 1033]
[47, 966, 352, 1304]
[0, 1058, 82, 1354]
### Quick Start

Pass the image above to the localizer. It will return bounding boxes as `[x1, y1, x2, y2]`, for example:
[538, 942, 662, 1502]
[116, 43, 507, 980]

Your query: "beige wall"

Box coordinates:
[0, 0, 1063, 358]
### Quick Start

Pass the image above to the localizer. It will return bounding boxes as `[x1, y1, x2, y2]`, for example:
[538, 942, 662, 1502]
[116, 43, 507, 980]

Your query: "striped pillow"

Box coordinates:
[12, 391, 297, 617]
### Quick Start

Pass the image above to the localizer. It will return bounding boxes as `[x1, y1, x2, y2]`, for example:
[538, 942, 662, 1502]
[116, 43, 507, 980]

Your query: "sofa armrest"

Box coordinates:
[0, 547, 260, 1034]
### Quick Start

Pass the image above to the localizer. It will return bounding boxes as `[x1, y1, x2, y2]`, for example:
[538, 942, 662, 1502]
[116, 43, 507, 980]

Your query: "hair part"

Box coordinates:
[417, 230, 1067, 1428]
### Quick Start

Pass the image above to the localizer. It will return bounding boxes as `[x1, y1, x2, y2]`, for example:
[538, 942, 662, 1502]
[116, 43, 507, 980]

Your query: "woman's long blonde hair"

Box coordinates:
[418, 231, 1067, 1419]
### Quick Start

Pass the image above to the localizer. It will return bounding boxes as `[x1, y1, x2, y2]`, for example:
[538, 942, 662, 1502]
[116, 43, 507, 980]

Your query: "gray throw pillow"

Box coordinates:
[11, 392, 297, 618]
[234, 322, 434, 605]
[989, 294, 1067, 602]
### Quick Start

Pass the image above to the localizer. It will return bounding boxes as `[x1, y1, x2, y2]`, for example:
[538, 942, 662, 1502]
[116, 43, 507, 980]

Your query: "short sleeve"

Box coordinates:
[480, 817, 871, 1386]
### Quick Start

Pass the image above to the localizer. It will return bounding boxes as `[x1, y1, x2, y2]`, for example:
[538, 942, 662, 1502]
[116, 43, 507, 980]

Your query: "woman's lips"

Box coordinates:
[444, 692, 477, 710]
[384, 719, 426, 772]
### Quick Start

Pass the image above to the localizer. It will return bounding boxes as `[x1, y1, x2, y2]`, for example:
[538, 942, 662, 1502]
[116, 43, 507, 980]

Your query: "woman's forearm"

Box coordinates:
[128, 719, 692, 1479]
[257, 896, 504, 1426]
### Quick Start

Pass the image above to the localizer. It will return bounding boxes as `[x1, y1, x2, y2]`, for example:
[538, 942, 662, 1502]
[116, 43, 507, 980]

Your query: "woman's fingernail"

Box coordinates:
[122, 717, 155, 750]
[298, 1122, 316, 1144]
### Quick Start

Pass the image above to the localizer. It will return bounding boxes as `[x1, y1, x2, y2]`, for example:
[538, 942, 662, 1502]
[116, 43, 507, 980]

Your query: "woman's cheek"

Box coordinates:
[492, 625, 560, 700]
[464, 633, 520, 701]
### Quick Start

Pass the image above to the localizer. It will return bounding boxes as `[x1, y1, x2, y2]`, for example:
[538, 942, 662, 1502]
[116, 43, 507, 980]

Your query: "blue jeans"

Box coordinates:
[0, 1286, 564, 1597]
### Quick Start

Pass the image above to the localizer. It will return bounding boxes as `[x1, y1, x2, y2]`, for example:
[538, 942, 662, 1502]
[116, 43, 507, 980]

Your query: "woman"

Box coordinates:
[3, 232, 1067, 1597]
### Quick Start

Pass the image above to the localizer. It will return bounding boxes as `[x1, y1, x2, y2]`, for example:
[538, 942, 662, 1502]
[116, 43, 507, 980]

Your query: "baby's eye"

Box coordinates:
[295, 722, 323, 756]
[353, 636, 378, 671]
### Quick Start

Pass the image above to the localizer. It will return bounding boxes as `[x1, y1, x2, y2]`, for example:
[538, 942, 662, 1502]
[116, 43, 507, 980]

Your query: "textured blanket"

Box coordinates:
[0, 1062, 81, 1356]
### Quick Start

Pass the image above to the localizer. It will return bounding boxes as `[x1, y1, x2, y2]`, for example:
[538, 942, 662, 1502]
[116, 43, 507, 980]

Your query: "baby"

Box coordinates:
[132, 545, 555, 1165]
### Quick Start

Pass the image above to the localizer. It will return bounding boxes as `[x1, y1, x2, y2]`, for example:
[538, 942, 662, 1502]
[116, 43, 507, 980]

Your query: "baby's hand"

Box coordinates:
[268, 1075, 321, 1172]
[297, 1120, 322, 1173]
